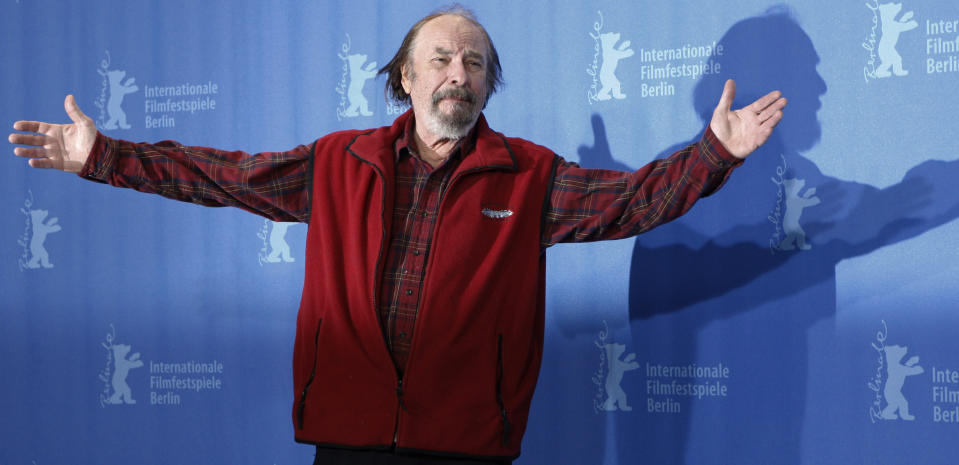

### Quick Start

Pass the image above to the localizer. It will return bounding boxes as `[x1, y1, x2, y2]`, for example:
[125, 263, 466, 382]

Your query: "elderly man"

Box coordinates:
[9, 7, 785, 465]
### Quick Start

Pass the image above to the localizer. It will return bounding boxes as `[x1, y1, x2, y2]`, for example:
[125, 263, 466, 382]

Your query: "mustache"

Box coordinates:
[431, 87, 477, 106]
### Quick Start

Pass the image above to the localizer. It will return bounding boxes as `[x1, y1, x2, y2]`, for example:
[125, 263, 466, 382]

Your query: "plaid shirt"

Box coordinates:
[377, 119, 470, 373]
[82, 116, 738, 375]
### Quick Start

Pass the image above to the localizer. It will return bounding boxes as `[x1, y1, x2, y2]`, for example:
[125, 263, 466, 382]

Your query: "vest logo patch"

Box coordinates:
[481, 208, 513, 219]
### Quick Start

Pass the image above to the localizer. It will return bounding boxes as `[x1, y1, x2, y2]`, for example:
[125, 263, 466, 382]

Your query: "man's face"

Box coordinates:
[402, 15, 489, 140]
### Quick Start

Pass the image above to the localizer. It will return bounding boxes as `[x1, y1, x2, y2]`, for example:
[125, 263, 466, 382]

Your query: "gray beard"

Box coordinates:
[425, 105, 479, 139]
[425, 86, 482, 139]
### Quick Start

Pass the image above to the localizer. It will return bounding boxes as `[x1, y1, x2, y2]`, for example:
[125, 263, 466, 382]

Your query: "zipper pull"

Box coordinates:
[396, 378, 406, 411]
[393, 378, 405, 446]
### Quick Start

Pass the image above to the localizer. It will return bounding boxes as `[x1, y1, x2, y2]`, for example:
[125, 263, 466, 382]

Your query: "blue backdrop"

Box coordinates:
[4, 1, 959, 464]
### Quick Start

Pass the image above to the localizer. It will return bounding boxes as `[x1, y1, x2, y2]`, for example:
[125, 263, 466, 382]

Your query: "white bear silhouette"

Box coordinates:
[105, 344, 143, 405]
[264, 222, 297, 263]
[777, 178, 820, 251]
[344, 54, 376, 117]
[99, 69, 138, 129]
[601, 343, 639, 411]
[596, 32, 634, 101]
[24, 209, 61, 269]
[875, 3, 917, 78]
[880, 344, 923, 420]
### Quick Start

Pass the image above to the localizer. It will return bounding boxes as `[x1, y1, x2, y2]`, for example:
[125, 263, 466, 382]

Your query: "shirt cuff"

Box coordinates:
[699, 125, 743, 171]
[77, 132, 118, 183]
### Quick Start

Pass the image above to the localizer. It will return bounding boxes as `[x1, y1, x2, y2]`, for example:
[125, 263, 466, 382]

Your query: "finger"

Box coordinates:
[28, 157, 59, 169]
[761, 110, 784, 130]
[14, 146, 51, 158]
[715, 79, 736, 114]
[12, 120, 52, 134]
[8, 133, 50, 147]
[757, 98, 787, 123]
[760, 96, 788, 117]
[743, 90, 781, 113]
[744, 90, 783, 113]
[64, 95, 91, 126]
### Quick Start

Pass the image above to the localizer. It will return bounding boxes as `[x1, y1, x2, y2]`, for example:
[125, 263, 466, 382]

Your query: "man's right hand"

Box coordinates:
[9, 95, 97, 173]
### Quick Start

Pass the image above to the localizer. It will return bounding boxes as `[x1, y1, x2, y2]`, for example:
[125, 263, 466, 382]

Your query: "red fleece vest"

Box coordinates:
[292, 112, 557, 460]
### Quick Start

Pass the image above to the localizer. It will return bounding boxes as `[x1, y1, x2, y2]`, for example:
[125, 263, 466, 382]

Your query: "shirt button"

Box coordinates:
[398, 332, 407, 340]
[413, 250, 420, 256]
[406, 289, 413, 296]
[421, 211, 428, 217]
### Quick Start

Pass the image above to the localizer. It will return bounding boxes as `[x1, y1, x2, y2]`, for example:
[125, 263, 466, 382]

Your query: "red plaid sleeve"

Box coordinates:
[79, 132, 313, 223]
[542, 126, 742, 246]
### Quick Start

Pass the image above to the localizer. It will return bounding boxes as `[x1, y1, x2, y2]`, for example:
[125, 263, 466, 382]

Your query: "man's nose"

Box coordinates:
[447, 59, 469, 87]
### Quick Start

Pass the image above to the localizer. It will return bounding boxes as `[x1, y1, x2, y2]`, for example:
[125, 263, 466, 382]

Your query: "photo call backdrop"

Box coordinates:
[3, 1, 959, 464]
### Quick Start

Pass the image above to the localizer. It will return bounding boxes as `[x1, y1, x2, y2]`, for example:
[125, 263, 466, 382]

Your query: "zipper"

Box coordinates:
[346, 143, 394, 361]
[392, 377, 405, 445]
[347, 144, 407, 447]
[296, 320, 322, 430]
[389, 163, 469, 445]
[496, 334, 511, 447]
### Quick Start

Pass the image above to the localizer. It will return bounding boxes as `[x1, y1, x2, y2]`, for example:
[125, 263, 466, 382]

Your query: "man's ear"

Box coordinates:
[401, 64, 412, 95]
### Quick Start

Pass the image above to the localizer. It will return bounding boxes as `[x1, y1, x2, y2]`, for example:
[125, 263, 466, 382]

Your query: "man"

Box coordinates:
[9, 7, 785, 465]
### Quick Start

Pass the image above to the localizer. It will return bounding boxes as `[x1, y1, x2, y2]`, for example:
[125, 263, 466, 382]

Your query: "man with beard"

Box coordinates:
[9, 6, 785, 465]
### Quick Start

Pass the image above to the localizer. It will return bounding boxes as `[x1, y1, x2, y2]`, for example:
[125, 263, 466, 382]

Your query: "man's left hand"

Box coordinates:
[710, 79, 787, 160]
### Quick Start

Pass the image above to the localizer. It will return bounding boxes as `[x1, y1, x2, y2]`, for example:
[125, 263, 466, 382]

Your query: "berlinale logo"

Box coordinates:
[336, 33, 377, 120]
[591, 321, 640, 413]
[17, 191, 62, 271]
[868, 320, 924, 422]
[586, 11, 635, 104]
[257, 219, 301, 265]
[98, 325, 144, 407]
[863, 1, 918, 82]
[94, 50, 139, 129]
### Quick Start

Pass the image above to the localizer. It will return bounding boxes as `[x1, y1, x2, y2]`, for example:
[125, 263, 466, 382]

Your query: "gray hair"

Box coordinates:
[378, 5, 503, 106]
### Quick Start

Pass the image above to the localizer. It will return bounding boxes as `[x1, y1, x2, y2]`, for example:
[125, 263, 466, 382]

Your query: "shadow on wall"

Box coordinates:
[566, 6, 959, 465]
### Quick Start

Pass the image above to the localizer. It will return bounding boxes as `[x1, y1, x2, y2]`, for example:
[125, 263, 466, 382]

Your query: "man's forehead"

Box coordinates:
[415, 15, 488, 57]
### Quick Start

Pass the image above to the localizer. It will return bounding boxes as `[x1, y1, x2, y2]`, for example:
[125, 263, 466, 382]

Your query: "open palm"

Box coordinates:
[710, 79, 787, 159]
[9, 95, 97, 173]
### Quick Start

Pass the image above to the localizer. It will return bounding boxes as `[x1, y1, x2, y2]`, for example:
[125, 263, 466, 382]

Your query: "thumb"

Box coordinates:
[64, 94, 91, 126]
[715, 79, 736, 115]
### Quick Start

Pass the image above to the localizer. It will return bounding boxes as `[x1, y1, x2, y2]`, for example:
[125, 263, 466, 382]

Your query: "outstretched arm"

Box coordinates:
[543, 127, 738, 245]
[710, 79, 787, 159]
[10, 95, 313, 223]
[9, 95, 96, 173]
[543, 80, 787, 246]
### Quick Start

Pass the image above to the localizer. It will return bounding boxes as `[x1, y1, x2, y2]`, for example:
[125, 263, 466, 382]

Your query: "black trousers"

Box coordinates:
[313, 447, 512, 465]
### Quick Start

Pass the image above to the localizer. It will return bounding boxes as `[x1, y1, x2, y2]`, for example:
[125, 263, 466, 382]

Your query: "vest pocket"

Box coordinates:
[297, 319, 322, 430]
[496, 334, 511, 447]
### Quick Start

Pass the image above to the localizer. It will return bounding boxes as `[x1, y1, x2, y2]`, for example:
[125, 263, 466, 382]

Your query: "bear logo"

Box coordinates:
[24, 209, 61, 269]
[601, 343, 639, 411]
[104, 344, 143, 405]
[880, 344, 923, 420]
[98, 68, 139, 129]
[596, 32, 634, 101]
[344, 54, 377, 117]
[776, 178, 820, 251]
[875, 2, 917, 78]
[263, 221, 298, 263]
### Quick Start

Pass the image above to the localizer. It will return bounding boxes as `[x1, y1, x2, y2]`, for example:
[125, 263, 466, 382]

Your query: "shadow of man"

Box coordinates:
[568, 7, 959, 465]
